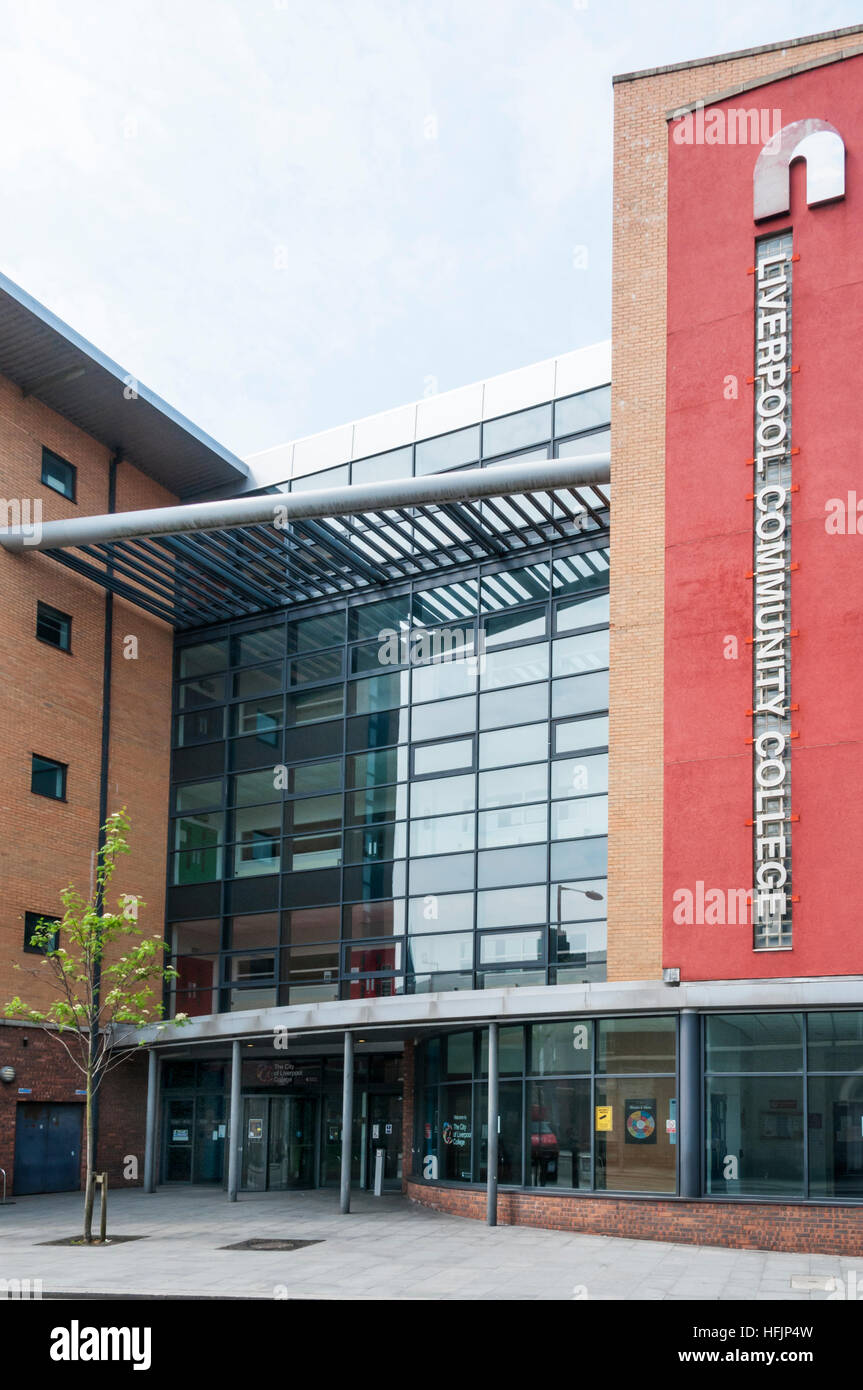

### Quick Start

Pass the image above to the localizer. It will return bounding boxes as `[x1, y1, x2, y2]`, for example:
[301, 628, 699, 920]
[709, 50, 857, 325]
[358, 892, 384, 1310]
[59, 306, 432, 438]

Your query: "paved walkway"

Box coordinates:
[0, 1187, 858, 1300]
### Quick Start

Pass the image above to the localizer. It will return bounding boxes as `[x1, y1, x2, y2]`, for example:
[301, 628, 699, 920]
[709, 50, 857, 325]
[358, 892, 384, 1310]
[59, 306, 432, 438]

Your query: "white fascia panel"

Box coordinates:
[555, 341, 612, 398]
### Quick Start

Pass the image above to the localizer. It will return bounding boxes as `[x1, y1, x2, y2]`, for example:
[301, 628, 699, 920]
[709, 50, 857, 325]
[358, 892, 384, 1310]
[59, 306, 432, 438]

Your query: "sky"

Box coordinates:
[0, 0, 859, 457]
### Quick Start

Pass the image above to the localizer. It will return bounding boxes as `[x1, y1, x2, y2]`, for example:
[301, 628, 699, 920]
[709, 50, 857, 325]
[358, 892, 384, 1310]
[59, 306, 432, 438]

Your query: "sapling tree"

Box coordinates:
[4, 809, 188, 1242]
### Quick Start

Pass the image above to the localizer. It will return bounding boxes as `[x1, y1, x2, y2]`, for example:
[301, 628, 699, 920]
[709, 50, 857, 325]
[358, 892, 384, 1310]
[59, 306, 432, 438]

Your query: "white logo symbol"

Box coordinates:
[754, 118, 845, 221]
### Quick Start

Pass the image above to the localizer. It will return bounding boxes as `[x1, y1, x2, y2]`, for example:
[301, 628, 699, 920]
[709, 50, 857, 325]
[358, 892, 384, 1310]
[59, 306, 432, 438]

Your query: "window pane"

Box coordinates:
[412, 580, 479, 627]
[479, 683, 547, 730]
[345, 941, 402, 974]
[552, 795, 608, 840]
[409, 694, 472, 741]
[706, 1075, 803, 1197]
[36, 603, 71, 650]
[808, 1012, 863, 1072]
[231, 770, 279, 806]
[287, 831, 342, 872]
[409, 852, 475, 896]
[347, 783, 408, 825]
[175, 780, 222, 813]
[553, 631, 609, 677]
[551, 550, 609, 597]
[349, 595, 410, 642]
[478, 763, 546, 809]
[179, 640, 228, 678]
[410, 812, 475, 857]
[480, 563, 551, 611]
[413, 739, 474, 776]
[344, 822, 405, 863]
[554, 880, 607, 921]
[290, 650, 343, 686]
[345, 900, 405, 938]
[348, 670, 409, 714]
[479, 1027, 525, 1077]
[231, 627, 283, 666]
[228, 913, 279, 950]
[478, 803, 547, 849]
[411, 660, 477, 703]
[479, 929, 542, 965]
[480, 642, 549, 690]
[351, 446, 413, 485]
[554, 715, 608, 752]
[478, 844, 547, 888]
[232, 664, 282, 699]
[807, 1075, 863, 1199]
[705, 1014, 803, 1073]
[287, 685, 344, 725]
[476, 885, 546, 929]
[347, 747, 406, 787]
[283, 906, 341, 944]
[415, 425, 480, 475]
[231, 696, 282, 740]
[551, 754, 608, 799]
[174, 811, 224, 853]
[410, 772, 474, 818]
[483, 405, 552, 457]
[531, 1021, 591, 1075]
[597, 1017, 676, 1074]
[477, 1080, 524, 1186]
[233, 807, 281, 878]
[482, 605, 547, 648]
[407, 933, 474, 974]
[480, 723, 548, 768]
[347, 709, 408, 751]
[408, 892, 474, 934]
[177, 709, 226, 746]
[440, 1084, 473, 1180]
[31, 755, 66, 799]
[291, 759, 342, 795]
[178, 675, 224, 710]
[556, 592, 609, 632]
[288, 611, 345, 653]
[41, 447, 76, 499]
[528, 1079, 591, 1189]
[595, 1077, 677, 1193]
[551, 837, 607, 881]
[289, 794, 343, 833]
[554, 385, 611, 437]
[284, 720, 343, 763]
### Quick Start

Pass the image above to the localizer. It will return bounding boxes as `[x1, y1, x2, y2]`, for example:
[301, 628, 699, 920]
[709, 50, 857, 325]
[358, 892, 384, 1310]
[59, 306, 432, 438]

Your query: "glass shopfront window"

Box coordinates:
[416, 1017, 677, 1195]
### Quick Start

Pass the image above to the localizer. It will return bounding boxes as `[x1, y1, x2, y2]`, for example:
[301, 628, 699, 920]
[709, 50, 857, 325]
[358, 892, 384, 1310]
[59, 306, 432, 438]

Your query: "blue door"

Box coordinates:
[14, 1103, 82, 1194]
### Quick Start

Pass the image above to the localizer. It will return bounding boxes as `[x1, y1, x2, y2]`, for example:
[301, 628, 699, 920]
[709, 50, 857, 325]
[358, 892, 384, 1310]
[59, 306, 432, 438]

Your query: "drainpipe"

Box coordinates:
[91, 450, 119, 1172]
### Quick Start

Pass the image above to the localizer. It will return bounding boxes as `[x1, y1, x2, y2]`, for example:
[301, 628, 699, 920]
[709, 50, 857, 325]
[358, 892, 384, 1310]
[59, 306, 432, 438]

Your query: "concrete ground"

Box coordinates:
[0, 1187, 859, 1300]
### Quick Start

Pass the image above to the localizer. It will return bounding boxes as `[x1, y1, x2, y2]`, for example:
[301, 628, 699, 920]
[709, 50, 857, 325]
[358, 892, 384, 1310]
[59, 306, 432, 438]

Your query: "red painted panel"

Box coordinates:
[664, 55, 863, 979]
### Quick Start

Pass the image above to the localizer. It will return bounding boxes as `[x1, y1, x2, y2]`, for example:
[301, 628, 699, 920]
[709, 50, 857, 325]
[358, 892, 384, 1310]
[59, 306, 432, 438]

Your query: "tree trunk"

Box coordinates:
[82, 1076, 95, 1243]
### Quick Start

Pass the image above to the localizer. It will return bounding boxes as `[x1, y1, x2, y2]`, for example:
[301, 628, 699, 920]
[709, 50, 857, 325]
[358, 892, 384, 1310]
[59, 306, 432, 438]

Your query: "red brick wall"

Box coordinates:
[407, 1180, 863, 1256]
[0, 369, 176, 1011]
[0, 1023, 147, 1193]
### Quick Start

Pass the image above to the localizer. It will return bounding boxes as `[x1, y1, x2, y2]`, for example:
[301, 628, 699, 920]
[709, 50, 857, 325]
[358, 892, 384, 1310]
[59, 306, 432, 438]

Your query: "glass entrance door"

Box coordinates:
[241, 1095, 318, 1190]
[162, 1095, 225, 1183]
[367, 1091, 402, 1188]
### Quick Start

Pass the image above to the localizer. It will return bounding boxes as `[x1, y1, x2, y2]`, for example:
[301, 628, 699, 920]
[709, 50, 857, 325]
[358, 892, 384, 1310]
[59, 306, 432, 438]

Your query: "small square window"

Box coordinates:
[23, 911, 60, 954]
[36, 602, 72, 652]
[41, 448, 77, 501]
[31, 754, 67, 800]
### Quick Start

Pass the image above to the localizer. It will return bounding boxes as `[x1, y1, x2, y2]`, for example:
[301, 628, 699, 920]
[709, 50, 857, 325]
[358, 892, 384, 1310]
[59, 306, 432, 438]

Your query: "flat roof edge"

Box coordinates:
[613, 23, 863, 84]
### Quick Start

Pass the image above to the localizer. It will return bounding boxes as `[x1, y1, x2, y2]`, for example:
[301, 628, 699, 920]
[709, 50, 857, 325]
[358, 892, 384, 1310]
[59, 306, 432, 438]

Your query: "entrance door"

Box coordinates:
[162, 1095, 226, 1183]
[367, 1091, 402, 1188]
[14, 1103, 82, 1195]
[241, 1095, 318, 1190]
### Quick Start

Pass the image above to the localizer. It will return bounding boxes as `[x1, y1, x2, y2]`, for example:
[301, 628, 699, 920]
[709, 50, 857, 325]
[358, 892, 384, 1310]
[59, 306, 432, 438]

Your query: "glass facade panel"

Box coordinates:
[528, 1079, 591, 1188]
[706, 1075, 804, 1197]
[705, 1013, 803, 1073]
[595, 1077, 677, 1193]
[808, 1012, 863, 1072]
[807, 1075, 863, 1199]
[415, 426, 480, 475]
[482, 405, 552, 458]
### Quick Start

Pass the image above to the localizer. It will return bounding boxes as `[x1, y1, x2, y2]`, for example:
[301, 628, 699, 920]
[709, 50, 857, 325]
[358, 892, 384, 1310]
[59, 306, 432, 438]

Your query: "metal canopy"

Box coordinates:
[0, 271, 249, 496]
[8, 455, 610, 629]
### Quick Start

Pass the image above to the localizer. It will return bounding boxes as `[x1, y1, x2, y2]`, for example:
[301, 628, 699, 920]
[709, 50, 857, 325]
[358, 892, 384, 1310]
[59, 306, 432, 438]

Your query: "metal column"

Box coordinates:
[487, 1021, 499, 1226]
[227, 1038, 242, 1203]
[340, 1032, 354, 1215]
[679, 1010, 701, 1199]
[143, 1049, 159, 1193]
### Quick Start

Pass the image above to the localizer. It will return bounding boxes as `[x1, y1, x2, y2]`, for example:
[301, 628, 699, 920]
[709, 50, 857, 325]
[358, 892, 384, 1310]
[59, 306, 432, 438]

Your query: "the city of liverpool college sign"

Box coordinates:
[749, 119, 845, 949]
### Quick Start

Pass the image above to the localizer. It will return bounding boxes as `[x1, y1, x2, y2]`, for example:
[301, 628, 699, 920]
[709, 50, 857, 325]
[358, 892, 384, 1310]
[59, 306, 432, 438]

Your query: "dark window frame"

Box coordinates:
[23, 910, 60, 954]
[40, 447, 77, 502]
[35, 601, 72, 653]
[30, 753, 68, 801]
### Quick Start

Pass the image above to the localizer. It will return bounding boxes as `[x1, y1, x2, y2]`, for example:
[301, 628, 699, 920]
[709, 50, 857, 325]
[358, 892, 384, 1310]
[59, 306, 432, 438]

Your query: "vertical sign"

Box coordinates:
[751, 232, 794, 949]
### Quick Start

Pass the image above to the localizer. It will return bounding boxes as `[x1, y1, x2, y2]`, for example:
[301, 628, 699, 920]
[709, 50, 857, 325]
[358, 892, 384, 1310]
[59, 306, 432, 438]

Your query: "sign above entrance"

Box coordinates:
[242, 1059, 322, 1089]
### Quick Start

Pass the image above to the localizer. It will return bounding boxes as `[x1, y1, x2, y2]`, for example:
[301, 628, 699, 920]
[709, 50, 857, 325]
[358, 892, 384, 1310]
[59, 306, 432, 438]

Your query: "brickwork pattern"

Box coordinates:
[407, 1180, 863, 1256]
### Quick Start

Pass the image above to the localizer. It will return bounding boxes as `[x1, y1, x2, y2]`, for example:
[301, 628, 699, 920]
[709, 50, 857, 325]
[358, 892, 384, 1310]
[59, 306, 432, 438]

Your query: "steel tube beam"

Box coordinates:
[340, 1031, 354, 1216]
[0, 455, 610, 553]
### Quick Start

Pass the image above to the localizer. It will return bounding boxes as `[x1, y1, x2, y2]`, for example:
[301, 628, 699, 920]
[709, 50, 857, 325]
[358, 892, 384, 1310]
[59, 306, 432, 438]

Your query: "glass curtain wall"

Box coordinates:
[167, 542, 609, 1012]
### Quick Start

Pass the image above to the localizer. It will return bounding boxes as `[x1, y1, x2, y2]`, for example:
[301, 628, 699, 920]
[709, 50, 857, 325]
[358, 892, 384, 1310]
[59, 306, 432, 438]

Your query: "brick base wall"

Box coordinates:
[406, 1181, 863, 1256]
[0, 1025, 148, 1193]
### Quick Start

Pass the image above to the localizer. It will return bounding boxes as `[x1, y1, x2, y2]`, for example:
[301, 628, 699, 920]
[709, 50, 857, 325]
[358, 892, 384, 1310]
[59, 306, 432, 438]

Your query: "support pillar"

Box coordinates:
[487, 1021, 499, 1226]
[227, 1038, 242, 1202]
[143, 1048, 159, 1193]
[679, 1010, 701, 1199]
[340, 1031, 354, 1215]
